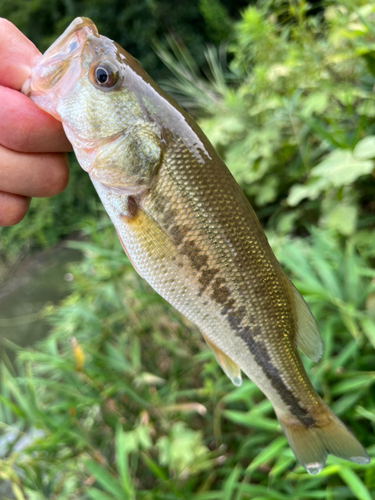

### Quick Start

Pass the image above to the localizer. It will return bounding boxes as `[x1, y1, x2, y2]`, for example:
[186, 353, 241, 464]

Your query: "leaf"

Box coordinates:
[333, 392, 365, 416]
[356, 405, 375, 423]
[269, 454, 295, 478]
[287, 177, 328, 206]
[312, 149, 374, 186]
[192, 494, 223, 500]
[223, 410, 279, 431]
[360, 316, 375, 349]
[247, 436, 287, 472]
[331, 374, 375, 395]
[11, 483, 26, 500]
[156, 422, 210, 475]
[353, 136, 375, 159]
[310, 246, 342, 299]
[160, 403, 207, 415]
[85, 461, 126, 499]
[330, 340, 358, 371]
[300, 92, 329, 117]
[278, 240, 326, 294]
[324, 203, 357, 236]
[115, 427, 135, 496]
[236, 483, 290, 500]
[338, 467, 372, 500]
[87, 489, 116, 500]
[222, 467, 241, 500]
[298, 115, 345, 148]
[222, 380, 259, 404]
[288, 149, 374, 206]
[140, 453, 168, 481]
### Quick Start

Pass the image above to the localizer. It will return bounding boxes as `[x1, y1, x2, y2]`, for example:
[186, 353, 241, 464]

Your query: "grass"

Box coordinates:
[0, 225, 374, 499]
[1, 1, 375, 498]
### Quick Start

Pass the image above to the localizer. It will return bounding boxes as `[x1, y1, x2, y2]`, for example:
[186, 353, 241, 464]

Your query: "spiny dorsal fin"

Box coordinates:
[201, 332, 242, 386]
[291, 283, 323, 363]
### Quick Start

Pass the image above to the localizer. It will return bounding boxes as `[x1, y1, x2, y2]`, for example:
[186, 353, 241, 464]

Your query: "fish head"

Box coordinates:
[22, 17, 161, 194]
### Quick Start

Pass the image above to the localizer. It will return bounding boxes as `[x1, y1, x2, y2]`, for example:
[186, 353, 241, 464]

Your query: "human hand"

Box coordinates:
[0, 19, 72, 226]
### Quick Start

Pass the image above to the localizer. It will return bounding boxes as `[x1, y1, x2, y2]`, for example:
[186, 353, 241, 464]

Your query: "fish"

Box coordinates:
[22, 17, 370, 474]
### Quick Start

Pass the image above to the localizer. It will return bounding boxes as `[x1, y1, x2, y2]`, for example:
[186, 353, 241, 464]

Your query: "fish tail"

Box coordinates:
[276, 408, 370, 474]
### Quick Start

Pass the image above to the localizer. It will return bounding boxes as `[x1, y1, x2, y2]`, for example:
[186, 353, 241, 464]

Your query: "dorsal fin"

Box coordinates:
[201, 332, 242, 386]
[291, 283, 323, 362]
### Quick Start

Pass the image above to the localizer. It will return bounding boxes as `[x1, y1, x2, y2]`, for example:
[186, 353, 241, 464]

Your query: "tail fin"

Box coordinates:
[277, 409, 370, 475]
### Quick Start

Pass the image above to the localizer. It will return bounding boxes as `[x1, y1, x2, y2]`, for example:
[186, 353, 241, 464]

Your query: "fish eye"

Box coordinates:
[92, 61, 119, 89]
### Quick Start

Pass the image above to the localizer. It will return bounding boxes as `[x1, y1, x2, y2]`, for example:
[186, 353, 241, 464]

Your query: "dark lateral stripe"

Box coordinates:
[239, 327, 314, 427]
[169, 223, 190, 245]
[211, 281, 231, 304]
[180, 240, 209, 271]
[152, 185, 313, 424]
[199, 267, 219, 293]
[222, 309, 314, 427]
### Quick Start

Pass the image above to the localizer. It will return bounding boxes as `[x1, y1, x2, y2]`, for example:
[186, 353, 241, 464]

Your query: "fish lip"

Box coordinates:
[22, 17, 99, 99]
[42, 17, 98, 60]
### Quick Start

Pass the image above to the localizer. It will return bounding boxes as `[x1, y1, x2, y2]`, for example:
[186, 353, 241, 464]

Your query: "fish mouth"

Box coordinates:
[21, 17, 98, 109]
[91, 179, 148, 197]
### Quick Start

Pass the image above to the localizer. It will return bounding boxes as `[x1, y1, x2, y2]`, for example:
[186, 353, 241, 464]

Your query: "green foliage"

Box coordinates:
[199, 0, 233, 45]
[0, 0, 238, 76]
[1, 223, 375, 498]
[158, 1, 375, 236]
[1, 1, 375, 498]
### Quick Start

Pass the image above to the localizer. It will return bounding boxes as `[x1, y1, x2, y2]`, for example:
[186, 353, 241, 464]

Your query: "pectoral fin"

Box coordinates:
[201, 332, 242, 386]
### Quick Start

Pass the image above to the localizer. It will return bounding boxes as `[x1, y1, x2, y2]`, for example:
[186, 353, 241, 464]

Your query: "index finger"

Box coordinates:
[0, 18, 41, 90]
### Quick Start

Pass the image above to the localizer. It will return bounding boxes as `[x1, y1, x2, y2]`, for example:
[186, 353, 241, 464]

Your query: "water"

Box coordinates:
[0, 244, 82, 362]
[0, 244, 82, 497]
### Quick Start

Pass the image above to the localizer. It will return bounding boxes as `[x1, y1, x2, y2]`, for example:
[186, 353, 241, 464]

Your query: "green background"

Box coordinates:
[1, 1, 375, 499]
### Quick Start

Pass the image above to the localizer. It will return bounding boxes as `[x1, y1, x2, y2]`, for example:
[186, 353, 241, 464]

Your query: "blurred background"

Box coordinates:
[1, 0, 375, 498]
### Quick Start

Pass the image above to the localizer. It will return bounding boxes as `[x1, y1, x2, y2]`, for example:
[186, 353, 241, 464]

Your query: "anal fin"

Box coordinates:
[202, 332, 242, 386]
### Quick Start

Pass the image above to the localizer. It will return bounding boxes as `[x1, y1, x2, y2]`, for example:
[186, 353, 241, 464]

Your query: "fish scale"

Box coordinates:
[140, 137, 320, 417]
[23, 16, 370, 474]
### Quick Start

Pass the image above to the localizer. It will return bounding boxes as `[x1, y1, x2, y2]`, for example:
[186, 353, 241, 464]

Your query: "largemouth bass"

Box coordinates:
[22, 17, 369, 474]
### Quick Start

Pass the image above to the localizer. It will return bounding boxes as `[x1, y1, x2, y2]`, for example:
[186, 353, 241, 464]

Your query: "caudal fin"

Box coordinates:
[277, 410, 370, 474]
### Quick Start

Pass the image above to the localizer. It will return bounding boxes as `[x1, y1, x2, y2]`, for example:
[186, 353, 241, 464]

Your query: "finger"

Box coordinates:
[0, 145, 69, 198]
[0, 86, 72, 153]
[0, 18, 41, 90]
[0, 191, 30, 226]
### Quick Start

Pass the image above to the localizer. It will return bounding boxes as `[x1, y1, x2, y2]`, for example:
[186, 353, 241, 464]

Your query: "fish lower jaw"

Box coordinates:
[89, 177, 148, 197]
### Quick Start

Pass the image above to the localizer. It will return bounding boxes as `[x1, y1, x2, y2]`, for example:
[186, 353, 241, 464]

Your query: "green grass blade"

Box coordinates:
[115, 427, 135, 497]
[85, 461, 127, 499]
[222, 467, 241, 500]
[338, 467, 372, 500]
[247, 436, 287, 472]
[87, 488, 117, 500]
